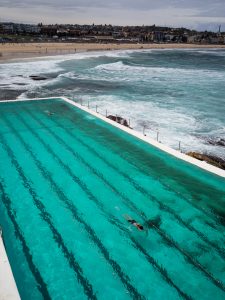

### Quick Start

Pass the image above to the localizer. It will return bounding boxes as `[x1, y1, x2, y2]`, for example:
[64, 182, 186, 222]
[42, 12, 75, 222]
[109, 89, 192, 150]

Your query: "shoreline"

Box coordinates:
[1, 42, 225, 62]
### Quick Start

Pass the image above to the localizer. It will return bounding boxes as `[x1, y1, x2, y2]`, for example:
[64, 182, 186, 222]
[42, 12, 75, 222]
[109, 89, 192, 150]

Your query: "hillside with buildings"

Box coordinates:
[0, 22, 224, 44]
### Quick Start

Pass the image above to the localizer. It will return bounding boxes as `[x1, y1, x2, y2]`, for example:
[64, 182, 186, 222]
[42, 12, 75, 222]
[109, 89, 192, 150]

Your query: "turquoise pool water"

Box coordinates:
[0, 98, 225, 300]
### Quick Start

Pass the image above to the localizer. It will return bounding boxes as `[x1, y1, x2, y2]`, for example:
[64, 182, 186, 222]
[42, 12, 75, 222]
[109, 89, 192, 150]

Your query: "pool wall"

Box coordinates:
[0, 231, 21, 300]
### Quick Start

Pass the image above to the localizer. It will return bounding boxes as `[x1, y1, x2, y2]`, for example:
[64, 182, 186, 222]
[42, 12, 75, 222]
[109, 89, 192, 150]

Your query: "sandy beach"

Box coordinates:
[1, 42, 225, 62]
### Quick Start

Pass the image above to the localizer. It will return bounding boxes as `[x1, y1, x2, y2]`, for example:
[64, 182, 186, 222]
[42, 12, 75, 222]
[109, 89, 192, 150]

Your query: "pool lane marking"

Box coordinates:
[62, 97, 225, 179]
[0, 181, 51, 300]
[20, 108, 225, 294]
[16, 110, 224, 296]
[2, 114, 145, 300]
[54, 106, 224, 226]
[24, 107, 225, 270]
[39, 101, 223, 227]
[1, 96, 225, 178]
[61, 122, 225, 238]
[14, 112, 192, 300]
[2, 102, 223, 226]
[0, 133, 97, 300]
[45, 112, 225, 260]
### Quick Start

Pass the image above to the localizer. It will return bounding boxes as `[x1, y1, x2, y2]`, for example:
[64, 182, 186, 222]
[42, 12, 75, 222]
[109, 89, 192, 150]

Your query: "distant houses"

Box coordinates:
[0, 22, 224, 45]
[0, 22, 41, 34]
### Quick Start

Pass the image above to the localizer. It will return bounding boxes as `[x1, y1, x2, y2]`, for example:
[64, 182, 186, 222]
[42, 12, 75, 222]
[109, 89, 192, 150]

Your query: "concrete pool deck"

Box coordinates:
[0, 230, 21, 300]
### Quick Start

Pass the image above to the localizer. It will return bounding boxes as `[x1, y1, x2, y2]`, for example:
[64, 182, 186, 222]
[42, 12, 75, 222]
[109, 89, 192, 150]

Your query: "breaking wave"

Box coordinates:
[1, 48, 225, 159]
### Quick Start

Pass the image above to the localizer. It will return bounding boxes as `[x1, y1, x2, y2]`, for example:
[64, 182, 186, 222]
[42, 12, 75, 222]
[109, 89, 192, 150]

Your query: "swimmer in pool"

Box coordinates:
[123, 214, 144, 231]
[45, 110, 54, 116]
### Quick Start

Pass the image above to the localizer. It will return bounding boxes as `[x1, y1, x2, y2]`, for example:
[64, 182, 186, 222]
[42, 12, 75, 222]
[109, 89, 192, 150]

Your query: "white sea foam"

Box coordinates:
[77, 94, 225, 158]
[94, 61, 224, 78]
[0, 59, 64, 92]
[0, 50, 133, 92]
[58, 71, 78, 80]
[58, 49, 132, 60]
[194, 50, 225, 56]
[1, 48, 225, 159]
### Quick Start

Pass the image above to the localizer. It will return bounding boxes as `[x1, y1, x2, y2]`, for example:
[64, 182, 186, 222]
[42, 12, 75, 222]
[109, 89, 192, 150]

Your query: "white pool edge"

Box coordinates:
[0, 231, 21, 300]
[61, 97, 225, 179]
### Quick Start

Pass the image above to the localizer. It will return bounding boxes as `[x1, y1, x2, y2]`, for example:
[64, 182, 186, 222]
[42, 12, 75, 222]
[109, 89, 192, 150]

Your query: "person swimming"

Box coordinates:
[123, 214, 144, 231]
[45, 110, 54, 116]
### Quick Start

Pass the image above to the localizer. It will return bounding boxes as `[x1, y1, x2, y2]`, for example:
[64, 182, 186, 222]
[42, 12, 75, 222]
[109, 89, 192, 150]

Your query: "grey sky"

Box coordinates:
[1, 0, 225, 30]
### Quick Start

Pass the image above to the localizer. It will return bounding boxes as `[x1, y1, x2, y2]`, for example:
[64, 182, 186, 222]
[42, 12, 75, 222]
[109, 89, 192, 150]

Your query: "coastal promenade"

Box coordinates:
[1, 42, 225, 61]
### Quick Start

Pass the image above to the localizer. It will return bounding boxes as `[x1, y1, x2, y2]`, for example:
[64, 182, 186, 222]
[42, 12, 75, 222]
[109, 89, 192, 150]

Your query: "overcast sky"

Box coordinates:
[1, 0, 225, 31]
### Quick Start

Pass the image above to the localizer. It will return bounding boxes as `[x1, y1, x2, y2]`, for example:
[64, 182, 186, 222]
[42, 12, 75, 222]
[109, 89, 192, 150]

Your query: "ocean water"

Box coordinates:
[0, 98, 225, 300]
[0, 48, 225, 158]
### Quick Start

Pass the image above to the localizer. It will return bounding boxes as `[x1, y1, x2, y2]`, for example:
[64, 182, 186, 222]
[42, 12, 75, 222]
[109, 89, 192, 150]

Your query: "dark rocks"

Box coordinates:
[207, 138, 225, 147]
[14, 83, 27, 86]
[217, 139, 225, 147]
[107, 115, 130, 128]
[0, 89, 27, 100]
[201, 137, 225, 147]
[29, 75, 48, 81]
[186, 152, 225, 170]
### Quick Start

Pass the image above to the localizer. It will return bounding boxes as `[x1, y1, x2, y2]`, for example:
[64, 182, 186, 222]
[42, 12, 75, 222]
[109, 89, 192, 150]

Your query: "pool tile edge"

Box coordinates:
[0, 231, 21, 300]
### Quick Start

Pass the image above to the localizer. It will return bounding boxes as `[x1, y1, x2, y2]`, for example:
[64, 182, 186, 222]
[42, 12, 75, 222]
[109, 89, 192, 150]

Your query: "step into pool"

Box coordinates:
[0, 98, 225, 300]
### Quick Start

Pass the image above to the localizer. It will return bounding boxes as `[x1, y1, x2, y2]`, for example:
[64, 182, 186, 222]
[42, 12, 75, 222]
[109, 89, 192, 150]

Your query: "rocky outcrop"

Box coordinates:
[107, 115, 130, 128]
[207, 138, 225, 147]
[0, 89, 26, 101]
[186, 152, 225, 170]
[199, 136, 225, 147]
[30, 75, 48, 81]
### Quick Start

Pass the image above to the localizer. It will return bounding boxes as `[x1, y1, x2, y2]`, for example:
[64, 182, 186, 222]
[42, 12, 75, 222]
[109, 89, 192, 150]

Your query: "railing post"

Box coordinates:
[88, 101, 89, 109]
[143, 125, 146, 136]
[179, 141, 181, 151]
[128, 119, 130, 127]
[80, 99, 83, 106]
[96, 105, 98, 113]
[157, 131, 159, 142]
[106, 109, 107, 117]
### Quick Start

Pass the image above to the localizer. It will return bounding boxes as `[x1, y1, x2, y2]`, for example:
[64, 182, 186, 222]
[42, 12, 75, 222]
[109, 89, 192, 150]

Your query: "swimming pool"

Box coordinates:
[0, 98, 225, 300]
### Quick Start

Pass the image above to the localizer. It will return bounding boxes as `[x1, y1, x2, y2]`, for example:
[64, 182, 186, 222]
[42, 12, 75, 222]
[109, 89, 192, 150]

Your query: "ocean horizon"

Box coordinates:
[1, 48, 225, 159]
